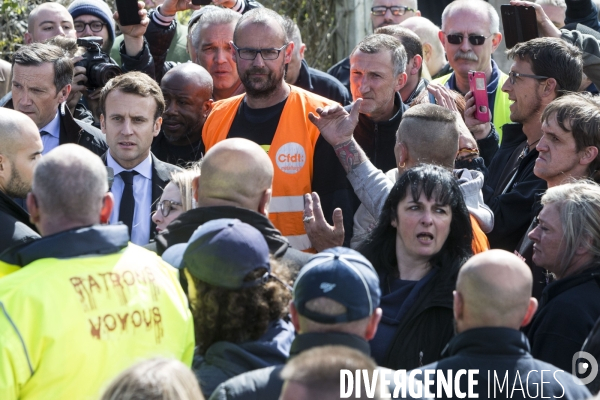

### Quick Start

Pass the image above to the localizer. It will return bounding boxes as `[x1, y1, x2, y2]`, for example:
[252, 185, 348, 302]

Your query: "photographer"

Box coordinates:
[68, 1, 156, 127]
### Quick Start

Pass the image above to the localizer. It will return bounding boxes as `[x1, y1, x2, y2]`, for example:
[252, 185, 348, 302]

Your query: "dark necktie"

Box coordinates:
[40, 130, 49, 137]
[119, 171, 139, 236]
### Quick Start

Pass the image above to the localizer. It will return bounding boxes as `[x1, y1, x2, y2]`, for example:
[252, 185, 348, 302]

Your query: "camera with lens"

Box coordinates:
[74, 37, 122, 90]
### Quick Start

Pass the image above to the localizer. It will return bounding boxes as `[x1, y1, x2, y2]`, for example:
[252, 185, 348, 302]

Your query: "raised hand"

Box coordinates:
[302, 192, 344, 252]
[308, 98, 363, 147]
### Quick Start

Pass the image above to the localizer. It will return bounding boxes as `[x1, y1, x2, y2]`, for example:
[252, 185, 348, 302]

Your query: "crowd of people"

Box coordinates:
[3, 0, 600, 398]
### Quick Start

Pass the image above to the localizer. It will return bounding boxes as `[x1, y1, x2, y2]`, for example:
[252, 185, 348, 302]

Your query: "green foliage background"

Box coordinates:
[0, 0, 339, 70]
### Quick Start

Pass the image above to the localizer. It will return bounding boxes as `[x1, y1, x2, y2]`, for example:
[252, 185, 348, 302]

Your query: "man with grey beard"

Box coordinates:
[433, 0, 512, 139]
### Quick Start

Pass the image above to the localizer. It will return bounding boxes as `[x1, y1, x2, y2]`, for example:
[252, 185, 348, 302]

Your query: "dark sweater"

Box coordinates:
[525, 264, 600, 372]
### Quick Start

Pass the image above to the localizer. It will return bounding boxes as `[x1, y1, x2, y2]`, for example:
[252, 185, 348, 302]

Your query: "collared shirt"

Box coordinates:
[107, 152, 153, 245]
[39, 111, 61, 155]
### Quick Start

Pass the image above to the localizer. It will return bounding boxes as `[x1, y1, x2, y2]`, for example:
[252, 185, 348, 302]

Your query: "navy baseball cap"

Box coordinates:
[162, 218, 272, 289]
[293, 247, 381, 324]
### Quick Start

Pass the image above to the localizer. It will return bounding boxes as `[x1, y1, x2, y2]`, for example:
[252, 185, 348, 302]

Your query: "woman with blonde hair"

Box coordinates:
[152, 162, 201, 233]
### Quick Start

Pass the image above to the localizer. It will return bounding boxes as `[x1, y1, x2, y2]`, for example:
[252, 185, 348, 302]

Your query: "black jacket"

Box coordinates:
[483, 123, 547, 251]
[381, 260, 459, 370]
[345, 92, 408, 173]
[0, 190, 39, 254]
[294, 59, 350, 105]
[150, 205, 310, 269]
[208, 332, 371, 400]
[102, 152, 181, 240]
[525, 264, 600, 372]
[0, 224, 128, 267]
[4, 101, 107, 157]
[412, 328, 591, 399]
[151, 131, 203, 167]
[326, 56, 350, 94]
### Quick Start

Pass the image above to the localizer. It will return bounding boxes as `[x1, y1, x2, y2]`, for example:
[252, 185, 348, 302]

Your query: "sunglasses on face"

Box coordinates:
[370, 5, 415, 16]
[157, 199, 182, 217]
[444, 33, 493, 46]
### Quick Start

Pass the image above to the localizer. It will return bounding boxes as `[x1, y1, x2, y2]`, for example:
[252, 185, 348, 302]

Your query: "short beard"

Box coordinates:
[5, 163, 30, 199]
[241, 65, 283, 99]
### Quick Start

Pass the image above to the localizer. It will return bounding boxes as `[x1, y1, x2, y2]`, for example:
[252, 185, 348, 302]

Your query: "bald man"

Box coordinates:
[24, 3, 77, 44]
[151, 138, 310, 268]
[0, 108, 43, 254]
[400, 16, 451, 79]
[152, 63, 214, 166]
[409, 250, 591, 399]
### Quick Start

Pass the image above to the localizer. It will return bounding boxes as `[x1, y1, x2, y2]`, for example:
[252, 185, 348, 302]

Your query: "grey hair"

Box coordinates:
[32, 144, 108, 226]
[191, 7, 240, 51]
[282, 16, 302, 47]
[233, 8, 288, 44]
[541, 181, 600, 276]
[351, 33, 407, 77]
[441, 0, 500, 34]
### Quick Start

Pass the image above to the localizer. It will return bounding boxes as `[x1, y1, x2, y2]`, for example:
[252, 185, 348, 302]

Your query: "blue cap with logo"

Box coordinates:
[293, 247, 381, 324]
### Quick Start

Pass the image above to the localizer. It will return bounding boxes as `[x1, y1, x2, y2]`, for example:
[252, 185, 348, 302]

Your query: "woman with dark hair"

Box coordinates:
[359, 164, 473, 370]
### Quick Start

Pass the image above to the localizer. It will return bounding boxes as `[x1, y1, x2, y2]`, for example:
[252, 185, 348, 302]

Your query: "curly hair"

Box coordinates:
[359, 164, 473, 277]
[189, 258, 292, 354]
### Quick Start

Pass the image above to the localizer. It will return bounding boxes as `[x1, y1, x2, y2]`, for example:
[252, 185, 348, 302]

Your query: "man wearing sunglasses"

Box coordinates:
[328, 0, 419, 94]
[202, 8, 355, 252]
[434, 0, 512, 139]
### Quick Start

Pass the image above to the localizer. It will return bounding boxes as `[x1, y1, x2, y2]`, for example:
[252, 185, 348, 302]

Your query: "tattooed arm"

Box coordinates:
[308, 99, 368, 173]
[333, 139, 368, 173]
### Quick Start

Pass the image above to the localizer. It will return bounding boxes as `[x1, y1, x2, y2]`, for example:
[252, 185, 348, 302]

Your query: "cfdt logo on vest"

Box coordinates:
[276, 142, 306, 174]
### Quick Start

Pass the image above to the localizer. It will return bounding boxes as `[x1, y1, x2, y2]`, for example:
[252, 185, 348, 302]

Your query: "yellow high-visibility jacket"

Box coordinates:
[0, 226, 194, 400]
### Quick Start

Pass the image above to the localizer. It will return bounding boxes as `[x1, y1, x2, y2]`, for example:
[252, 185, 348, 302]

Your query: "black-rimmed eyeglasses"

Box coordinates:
[370, 5, 415, 16]
[508, 71, 550, 84]
[74, 21, 107, 33]
[157, 200, 182, 217]
[231, 43, 288, 60]
[444, 33, 492, 46]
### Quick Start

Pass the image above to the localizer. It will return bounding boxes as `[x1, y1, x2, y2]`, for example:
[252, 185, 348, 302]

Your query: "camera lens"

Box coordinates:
[89, 63, 122, 89]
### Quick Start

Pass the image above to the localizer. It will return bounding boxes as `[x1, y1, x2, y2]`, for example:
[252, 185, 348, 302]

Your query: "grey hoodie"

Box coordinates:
[349, 161, 494, 249]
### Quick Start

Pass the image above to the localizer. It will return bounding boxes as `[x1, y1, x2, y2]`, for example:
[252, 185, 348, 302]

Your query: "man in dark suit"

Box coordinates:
[7, 42, 107, 156]
[99, 71, 180, 245]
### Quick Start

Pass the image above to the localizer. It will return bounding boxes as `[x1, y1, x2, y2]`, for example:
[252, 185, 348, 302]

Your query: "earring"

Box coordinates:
[399, 162, 406, 168]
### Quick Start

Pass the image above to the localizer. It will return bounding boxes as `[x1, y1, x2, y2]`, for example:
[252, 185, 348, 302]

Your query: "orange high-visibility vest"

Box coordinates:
[203, 86, 332, 251]
[471, 215, 490, 254]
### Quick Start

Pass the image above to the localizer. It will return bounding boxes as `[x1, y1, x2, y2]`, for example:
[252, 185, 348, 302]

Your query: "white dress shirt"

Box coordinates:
[39, 111, 61, 155]
[107, 152, 153, 245]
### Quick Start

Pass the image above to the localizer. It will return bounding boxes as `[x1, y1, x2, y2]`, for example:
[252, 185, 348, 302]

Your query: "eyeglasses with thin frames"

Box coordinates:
[74, 21, 107, 33]
[443, 33, 493, 46]
[231, 43, 288, 60]
[157, 199, 182, 217]
[508, 71, 550, 85]
[370, 5, 415, 16]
